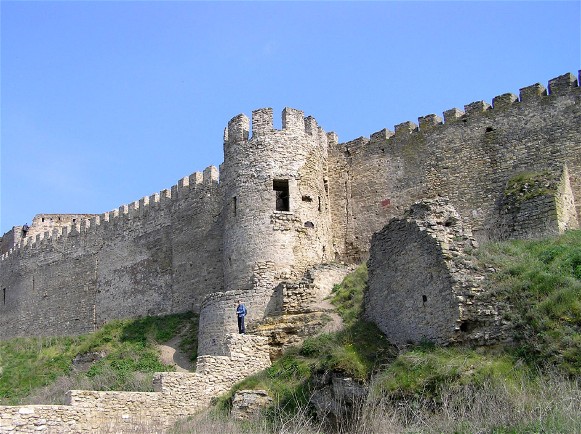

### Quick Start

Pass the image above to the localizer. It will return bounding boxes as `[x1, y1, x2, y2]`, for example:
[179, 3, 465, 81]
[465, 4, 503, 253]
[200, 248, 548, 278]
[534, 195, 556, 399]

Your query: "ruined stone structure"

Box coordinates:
[0, 71, 580, 432]
[365, 198, 512, 346]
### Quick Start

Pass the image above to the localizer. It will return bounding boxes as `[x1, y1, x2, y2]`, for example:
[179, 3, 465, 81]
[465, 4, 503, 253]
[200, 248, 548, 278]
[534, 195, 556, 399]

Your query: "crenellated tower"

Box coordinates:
[221, 107, 333, 295]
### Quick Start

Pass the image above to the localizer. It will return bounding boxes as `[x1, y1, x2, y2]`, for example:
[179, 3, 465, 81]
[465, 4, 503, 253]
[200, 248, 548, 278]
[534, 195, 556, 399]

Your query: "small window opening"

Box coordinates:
[485, 126, 495, 133]
[73, 218, 77, 223]
[301, 195, 312, 202]
[422, 295, 427, 303]
[2, 288, 5, 305]
[324, 179, 329, 194]
[318, 196, 322, 212]
[232, 196, 237, 216]
[304, 221, 314, 228]
[459, 321, 480, 333]
[273, 179, 290, 211]
[41, 217, 45, 222]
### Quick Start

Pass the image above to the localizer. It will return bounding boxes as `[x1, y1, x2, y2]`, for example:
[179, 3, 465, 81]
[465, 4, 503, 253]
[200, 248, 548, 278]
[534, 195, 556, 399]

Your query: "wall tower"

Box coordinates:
[221, 107, 333, 293]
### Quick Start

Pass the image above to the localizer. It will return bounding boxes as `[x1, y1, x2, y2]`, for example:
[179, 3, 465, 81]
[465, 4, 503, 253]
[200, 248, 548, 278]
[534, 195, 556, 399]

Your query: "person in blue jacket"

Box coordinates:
[236, 300, 247, 334]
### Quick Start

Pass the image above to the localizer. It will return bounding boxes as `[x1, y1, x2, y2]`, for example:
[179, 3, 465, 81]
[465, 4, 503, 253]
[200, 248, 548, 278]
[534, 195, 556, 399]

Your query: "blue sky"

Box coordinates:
[1, 1, 579, 234]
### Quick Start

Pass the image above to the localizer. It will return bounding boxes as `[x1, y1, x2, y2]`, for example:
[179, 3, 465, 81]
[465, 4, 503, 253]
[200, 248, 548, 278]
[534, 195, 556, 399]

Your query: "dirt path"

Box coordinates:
[316, 299, 344, 334]
[158, 333, 194, 372]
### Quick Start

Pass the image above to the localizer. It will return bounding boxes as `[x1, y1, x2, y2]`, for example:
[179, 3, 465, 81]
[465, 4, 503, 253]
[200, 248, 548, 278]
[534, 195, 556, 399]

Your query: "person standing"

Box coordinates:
[236, 300, 247, 334]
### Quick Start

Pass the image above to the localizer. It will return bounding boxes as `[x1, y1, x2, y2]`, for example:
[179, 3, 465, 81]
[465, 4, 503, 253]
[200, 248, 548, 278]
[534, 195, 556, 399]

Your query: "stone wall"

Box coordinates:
[0, 228, 18, 256]
[0, 334, 270, 433]
[365, 199, 511, 346]
[329, 72, 581, 262]
[0, 167, 223, 339]
[497, 166, 578, 239]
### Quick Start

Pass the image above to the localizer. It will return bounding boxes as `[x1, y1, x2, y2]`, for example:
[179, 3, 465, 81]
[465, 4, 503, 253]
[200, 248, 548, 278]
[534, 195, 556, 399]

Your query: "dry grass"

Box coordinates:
[345, 373, 581, 434]
[168, 372, 580, 434]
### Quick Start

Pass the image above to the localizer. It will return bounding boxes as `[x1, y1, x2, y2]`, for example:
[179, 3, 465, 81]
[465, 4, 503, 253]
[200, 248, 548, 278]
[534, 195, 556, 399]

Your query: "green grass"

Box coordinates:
[0, 312, 198, 405]
[329, 263, 368, 327]
[476, 230, 581, 375]
[371, 345, 529, 401]
[0, 336, 75, 403]
[504, 170, 558, 203]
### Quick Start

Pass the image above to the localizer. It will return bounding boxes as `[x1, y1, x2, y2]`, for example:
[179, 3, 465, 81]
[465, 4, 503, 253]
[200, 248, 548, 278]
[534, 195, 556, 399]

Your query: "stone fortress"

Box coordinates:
[0, 72, 580, 432]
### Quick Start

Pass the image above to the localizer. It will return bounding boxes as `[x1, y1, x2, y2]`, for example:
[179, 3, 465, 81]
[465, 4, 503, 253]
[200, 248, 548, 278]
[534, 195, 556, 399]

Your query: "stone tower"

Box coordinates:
[222, 107, 333, 291]
[198, 108, 334, 355]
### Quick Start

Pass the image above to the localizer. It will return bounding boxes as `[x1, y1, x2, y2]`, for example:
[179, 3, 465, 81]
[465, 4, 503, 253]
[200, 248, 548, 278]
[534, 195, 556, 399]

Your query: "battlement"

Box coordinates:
[342, 71, 580, 148]
[225, 107, 331, 144]
[1, 165, 220, 262]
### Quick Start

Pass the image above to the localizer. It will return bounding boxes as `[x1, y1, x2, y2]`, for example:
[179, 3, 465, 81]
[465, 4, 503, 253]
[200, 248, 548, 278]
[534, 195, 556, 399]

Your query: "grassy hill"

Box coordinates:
[0, 312, 198, 405]
[1, 231, 579, 433]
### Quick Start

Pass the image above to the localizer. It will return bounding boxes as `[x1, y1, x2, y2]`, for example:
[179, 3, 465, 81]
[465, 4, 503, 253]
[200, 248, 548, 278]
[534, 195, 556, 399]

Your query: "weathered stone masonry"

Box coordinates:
[1, 72, 580, 342]
[365, 198, 511, 346]
[0, 334, 271, 433]
[0, 167, 223, 338]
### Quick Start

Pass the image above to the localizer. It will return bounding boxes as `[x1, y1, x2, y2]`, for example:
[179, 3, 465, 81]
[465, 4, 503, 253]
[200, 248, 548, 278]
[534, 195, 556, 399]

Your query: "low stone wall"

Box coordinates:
[0, 334, 270, 433]
[282, 264, 354, 314]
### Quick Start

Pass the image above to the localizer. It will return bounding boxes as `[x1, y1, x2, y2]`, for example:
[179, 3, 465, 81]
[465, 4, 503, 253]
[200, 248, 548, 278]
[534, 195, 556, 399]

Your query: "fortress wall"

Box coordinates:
[328, 133, 396, 263]
[92, 198, 175, 325]
[93, 168, 223, 325]
[331, 72, 581, 261]
[2, 73, 578, 340]
[0, 168, 224, 339]
[0, 226, 101, 338]
[169, 167, 224, 312]
[27, 214, 98, 241]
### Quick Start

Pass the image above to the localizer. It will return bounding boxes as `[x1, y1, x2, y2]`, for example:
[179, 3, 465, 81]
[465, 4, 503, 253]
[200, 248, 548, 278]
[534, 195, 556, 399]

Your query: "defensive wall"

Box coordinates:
[0, 167, 223, 339]
[329, 72, 580, 262]
[0, 72, 579, 343]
